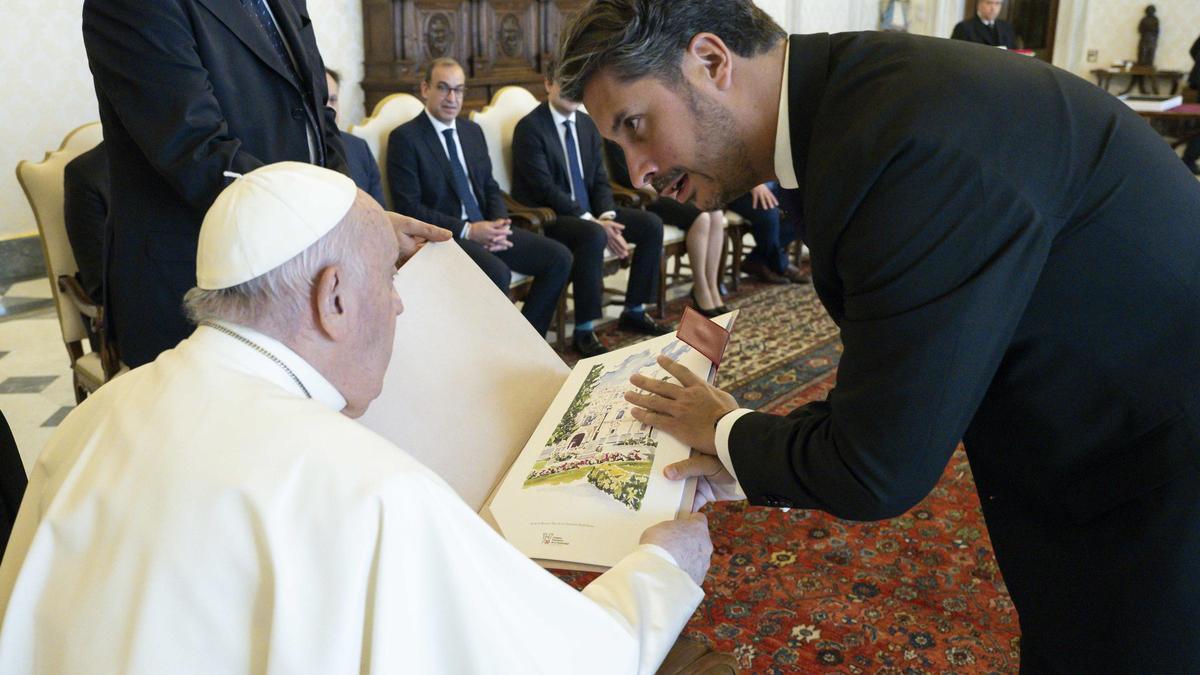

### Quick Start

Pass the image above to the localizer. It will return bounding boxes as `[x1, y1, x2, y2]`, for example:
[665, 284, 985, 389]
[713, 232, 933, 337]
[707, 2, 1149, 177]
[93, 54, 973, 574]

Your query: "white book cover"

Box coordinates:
[1119, 94, 1182, 112]
[361, 240, 736, 570]
[485, 319, 733, 569]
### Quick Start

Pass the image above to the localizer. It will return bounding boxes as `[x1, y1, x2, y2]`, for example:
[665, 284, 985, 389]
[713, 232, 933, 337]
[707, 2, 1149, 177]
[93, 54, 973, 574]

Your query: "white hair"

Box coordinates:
[183, 194, 373, 333]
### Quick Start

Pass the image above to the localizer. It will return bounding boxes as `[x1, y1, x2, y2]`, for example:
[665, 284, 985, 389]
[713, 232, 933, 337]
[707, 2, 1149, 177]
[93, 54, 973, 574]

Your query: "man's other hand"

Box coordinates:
[749, 183, 779, 210]
[639, 512, 712, 586]
[599, 218, 629, 259]
[664, 453, 744, 511]
[625, 355, 737, 454]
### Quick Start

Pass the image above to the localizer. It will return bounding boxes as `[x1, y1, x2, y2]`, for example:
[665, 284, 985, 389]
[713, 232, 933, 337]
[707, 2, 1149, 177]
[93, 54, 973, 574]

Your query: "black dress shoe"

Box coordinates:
[572, 330, 608, 357]
[618, 311, 671, 335]
[742, 257, 790, 284]
[783, 264, 811, 284]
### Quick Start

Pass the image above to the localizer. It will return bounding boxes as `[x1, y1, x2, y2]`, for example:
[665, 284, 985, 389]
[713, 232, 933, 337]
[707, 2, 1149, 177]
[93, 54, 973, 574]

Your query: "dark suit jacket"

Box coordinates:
[386, 112, 507, 234]
[510, 102, 616, 216]
[1189, 35, 1200, 91]
[82, 0, 347, 367]
[0, 410, 27, 560]
[730, 33, 1200, 668]
[951, 15, 1017, 49]
[339, 131, 385, 206]
[63, 141, 109, 303]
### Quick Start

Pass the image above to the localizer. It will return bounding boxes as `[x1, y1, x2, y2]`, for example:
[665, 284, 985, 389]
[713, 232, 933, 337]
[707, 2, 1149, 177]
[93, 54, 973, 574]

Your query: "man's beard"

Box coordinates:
[678, 83, 758, 210]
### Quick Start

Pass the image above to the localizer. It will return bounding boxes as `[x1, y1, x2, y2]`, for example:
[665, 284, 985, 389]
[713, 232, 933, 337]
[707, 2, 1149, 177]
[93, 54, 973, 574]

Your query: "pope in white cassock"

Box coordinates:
[0, 162, 712, 674]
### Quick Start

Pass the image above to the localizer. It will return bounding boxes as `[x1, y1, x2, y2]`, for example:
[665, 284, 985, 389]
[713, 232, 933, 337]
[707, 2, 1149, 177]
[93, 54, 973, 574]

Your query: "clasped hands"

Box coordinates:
[625, 355, 744, 511]
[468, 218, 514, 252]
[598, 217, 629, 259]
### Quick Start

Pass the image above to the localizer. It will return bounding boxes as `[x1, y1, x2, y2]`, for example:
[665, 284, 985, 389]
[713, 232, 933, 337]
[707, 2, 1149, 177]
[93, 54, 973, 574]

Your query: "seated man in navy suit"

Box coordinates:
[325, 68, 386, 205]
[511, 59, 669, 357]
[387, 58, 571, 338]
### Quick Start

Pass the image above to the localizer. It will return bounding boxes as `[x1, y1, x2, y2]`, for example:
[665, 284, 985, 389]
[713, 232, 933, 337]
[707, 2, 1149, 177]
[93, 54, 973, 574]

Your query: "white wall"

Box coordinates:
[757, 0, 878, 34]
[0, 0, 365, 241]
[1062, 0, 1199, 77]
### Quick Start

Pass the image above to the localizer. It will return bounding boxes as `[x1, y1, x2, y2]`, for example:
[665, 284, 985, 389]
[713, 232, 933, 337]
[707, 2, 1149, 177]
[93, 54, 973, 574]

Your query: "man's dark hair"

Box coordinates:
[423, 57, 463, 84]
[544, 55, 559, 83]
[556, 0, 785, 102]
[325, 67, 341, 84]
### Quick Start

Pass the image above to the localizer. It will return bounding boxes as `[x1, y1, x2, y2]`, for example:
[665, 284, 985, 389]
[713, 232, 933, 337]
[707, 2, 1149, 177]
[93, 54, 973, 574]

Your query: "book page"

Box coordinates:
[486, 314, 735, 569]
[358, 241, 570, 511]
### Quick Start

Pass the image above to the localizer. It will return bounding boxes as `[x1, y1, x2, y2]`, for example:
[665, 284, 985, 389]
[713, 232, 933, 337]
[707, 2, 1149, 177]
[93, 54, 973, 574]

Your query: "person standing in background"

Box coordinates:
[83, 0, 349, 367]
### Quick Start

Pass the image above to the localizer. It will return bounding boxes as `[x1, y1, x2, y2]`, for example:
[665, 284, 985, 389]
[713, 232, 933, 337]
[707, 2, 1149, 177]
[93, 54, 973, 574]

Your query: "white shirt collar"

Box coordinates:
[978, 14, 994, 26]
[549, 104, 576, 127]
[201, 321, 347, 412]
[774, 39, 799, 190]
[425, 109, 456, 135]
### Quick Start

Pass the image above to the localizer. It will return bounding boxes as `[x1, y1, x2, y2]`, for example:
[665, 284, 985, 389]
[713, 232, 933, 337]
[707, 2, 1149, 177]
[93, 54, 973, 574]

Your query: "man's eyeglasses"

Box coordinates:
[435, 83, 467, 98]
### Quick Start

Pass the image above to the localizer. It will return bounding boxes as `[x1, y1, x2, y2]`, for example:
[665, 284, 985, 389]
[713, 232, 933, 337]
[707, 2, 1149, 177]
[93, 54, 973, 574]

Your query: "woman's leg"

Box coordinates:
[686, 212, 718, 310]
[705, 210, 727, 305]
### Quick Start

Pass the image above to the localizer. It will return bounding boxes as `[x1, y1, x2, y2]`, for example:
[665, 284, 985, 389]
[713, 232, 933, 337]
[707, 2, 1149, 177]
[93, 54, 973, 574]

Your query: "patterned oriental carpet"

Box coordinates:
[555, 279, 1021, 673]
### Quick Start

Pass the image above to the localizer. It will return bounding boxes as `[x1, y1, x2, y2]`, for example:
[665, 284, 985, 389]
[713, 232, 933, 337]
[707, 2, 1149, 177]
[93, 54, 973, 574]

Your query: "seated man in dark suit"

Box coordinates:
[511, 60, 668, 356]
[63, 141, 109, 305]
[951, 0, 1017, 49]
[325, 68, 386, 205]
[726, 182, 808, 285]
[387, 58, 571, 338]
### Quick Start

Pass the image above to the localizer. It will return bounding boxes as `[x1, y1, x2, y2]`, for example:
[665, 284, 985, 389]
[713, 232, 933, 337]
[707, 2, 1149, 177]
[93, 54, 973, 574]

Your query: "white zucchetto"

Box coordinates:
[196, 162, 358, 290]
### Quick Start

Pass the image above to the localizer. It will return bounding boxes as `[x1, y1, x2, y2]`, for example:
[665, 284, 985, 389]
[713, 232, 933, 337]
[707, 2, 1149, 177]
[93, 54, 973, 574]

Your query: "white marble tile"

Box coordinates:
[5, 277, 52, 299]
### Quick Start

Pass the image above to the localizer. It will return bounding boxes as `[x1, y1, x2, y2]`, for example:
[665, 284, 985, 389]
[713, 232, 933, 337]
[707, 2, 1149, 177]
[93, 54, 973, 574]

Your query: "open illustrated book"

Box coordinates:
[360, 241, 735, 571]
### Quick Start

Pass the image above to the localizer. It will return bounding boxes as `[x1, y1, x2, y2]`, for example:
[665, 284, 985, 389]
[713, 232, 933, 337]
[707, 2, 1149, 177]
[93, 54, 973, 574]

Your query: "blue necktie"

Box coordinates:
[241, 0, 300, 83]
[563, 120, 592, 214]
[442, 128, 484, 223]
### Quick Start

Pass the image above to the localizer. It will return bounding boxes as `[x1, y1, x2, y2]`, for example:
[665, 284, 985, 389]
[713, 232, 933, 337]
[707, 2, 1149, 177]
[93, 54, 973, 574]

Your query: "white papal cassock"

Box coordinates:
[0, 323, 703, 674]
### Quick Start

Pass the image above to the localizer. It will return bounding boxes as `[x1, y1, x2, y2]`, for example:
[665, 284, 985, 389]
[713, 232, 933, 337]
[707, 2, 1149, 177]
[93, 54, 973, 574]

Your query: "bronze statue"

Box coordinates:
[1137, 5, 1159, 67]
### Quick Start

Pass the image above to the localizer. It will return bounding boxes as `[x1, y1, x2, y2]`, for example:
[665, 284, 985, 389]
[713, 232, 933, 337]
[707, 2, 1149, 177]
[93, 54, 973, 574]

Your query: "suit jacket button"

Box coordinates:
[291, 108, 304, 120]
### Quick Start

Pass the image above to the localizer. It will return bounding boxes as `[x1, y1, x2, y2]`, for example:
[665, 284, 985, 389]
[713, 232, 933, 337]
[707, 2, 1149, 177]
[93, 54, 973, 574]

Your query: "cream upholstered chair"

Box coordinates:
[16, 122, 127, 402]
[471, 87, 569, 348]
[348, 93, 425, 210]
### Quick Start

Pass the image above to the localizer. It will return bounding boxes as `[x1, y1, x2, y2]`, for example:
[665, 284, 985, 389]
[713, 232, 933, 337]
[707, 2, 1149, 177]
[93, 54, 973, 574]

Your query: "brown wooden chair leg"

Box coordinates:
[555, 287, 568, 351]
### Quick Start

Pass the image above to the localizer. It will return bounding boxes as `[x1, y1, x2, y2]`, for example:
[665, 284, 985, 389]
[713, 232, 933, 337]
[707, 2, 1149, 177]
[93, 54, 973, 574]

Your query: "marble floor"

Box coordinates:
[0, 276, 76, 472]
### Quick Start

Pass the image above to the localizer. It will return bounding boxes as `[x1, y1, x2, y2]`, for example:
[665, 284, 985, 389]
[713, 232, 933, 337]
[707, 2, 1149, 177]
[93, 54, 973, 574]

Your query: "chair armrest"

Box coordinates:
[610, 183, 652, 208]
[503, 193, 556, 233]
[57, 275, 100, 320]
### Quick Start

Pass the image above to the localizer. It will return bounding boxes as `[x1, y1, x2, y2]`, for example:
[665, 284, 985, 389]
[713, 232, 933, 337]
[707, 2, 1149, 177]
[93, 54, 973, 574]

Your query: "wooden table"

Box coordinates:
[1093, 66, 1185, 96]
[1137, 103, 1200, 150]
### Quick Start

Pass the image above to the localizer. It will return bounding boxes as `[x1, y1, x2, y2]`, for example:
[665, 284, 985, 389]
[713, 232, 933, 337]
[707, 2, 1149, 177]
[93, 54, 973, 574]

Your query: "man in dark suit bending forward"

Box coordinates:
[558, 0, 1200, 670]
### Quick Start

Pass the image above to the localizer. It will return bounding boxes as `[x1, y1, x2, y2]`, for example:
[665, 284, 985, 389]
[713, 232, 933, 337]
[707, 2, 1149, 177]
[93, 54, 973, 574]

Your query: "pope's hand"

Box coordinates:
[639, 512, 712, 586]
[625, 355, 737, 454]
[386, 211, 451, 263]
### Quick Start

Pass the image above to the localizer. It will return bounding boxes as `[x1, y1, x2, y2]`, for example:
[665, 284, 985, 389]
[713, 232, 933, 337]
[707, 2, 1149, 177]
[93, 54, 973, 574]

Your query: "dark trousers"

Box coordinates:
[458, 226, 571, 337]
[727, 183, 794, 274]
[1184, 135, 1200, 166]
[544, 206, 662, 324]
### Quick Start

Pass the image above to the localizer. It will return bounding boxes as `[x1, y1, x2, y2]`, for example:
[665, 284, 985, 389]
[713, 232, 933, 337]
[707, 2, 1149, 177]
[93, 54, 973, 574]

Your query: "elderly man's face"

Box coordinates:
[421, 63, 466, 124]
[339, 195, 404, 417]
[978, 0, 1003, 22]
[583, 69, 755, 211]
